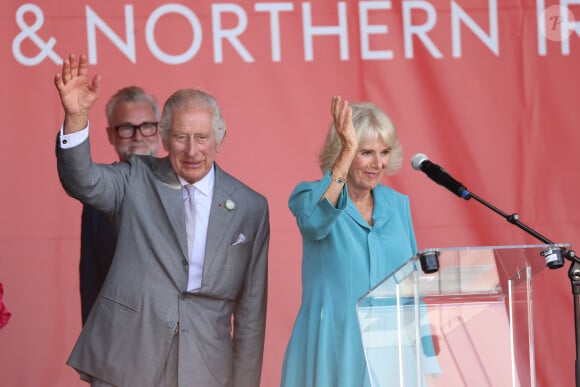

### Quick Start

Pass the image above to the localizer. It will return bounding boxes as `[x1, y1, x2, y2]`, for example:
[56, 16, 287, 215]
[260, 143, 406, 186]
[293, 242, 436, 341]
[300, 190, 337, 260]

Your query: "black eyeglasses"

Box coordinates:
[114, 122, 159, 139]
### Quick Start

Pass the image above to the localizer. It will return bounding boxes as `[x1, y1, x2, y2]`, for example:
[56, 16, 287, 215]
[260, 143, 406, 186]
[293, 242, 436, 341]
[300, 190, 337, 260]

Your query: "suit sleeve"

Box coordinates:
[56, 133, 130, 215]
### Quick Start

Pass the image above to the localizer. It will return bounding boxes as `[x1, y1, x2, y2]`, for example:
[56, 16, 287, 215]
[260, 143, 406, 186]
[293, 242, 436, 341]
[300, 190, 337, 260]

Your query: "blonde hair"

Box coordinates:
[318, 102, 402, 175]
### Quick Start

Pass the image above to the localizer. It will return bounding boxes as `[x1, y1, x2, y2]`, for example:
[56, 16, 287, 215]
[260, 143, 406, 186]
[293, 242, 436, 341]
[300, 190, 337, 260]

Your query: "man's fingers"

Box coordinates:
[78, 54, 88, 78]
[62, 53, 85, 81]
[90, 74, 102, 96]
[62, 56, 71, 84]
[69, 54, 79, 78]
[54, 72, 63, 91]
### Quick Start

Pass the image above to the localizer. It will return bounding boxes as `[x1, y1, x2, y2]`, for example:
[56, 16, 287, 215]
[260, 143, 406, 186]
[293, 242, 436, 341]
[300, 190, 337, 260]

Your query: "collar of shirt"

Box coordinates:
[178, 164, 215, 200]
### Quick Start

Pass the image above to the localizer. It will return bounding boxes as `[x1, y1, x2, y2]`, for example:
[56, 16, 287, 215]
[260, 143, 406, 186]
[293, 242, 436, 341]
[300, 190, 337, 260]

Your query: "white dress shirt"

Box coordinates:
[60, 125, 89, 148]
[178, 169, 214, 292]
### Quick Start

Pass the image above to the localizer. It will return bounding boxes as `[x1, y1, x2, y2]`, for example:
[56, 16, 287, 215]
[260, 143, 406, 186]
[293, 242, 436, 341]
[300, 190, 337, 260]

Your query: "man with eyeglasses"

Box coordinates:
[79, 85, 161, 325]
[55, 54, 269, 387]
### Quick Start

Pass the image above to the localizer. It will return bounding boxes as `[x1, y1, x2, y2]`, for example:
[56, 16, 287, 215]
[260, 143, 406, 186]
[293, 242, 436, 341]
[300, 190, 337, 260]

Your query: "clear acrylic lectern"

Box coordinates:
[356, 244, 569, 387]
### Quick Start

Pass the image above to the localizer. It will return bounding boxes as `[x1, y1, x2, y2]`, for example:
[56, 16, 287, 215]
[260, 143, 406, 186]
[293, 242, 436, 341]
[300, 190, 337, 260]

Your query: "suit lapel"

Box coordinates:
[152, 157, 190, 264]
[203, 164, 237, 274]
[204, 165, 237, 269]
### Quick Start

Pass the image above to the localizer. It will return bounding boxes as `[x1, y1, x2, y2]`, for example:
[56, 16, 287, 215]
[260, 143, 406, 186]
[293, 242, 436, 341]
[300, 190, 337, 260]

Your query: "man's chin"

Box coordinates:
[129, 147, 155, 157]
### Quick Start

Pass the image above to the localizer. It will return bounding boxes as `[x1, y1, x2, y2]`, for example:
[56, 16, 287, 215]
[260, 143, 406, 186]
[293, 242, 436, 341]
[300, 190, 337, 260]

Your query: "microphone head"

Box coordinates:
[411, 153, 429, 170]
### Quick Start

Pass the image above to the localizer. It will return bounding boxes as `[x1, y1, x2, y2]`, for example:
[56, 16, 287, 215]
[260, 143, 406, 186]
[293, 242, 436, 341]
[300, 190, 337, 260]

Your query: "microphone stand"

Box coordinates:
[466, 191, 580, 387]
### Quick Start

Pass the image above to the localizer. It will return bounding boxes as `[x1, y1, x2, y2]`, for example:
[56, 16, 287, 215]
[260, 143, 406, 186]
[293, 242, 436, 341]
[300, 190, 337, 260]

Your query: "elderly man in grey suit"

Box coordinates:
[54, 53, 270, 387]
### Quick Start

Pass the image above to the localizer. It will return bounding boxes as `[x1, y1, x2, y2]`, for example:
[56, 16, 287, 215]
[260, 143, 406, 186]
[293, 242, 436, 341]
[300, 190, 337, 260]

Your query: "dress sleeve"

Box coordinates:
[288, 172, 348, 241]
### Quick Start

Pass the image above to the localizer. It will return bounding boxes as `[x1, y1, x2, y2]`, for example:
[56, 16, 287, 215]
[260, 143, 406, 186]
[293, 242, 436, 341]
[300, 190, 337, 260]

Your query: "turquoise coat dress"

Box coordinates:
[281, 171, 418, 387]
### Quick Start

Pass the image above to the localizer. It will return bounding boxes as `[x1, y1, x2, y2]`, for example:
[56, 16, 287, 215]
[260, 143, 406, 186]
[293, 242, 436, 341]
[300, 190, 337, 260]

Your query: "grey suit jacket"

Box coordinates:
[57, 137, 269, 387]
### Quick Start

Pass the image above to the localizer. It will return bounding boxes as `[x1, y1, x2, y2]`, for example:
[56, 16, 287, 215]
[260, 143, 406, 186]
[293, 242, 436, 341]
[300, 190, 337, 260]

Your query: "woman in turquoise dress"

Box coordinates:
[280, 96, 418, 387]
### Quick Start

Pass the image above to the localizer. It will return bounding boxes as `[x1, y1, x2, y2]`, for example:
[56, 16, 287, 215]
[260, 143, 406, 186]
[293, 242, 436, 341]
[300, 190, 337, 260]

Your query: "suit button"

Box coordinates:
[168, 321, 176, 329]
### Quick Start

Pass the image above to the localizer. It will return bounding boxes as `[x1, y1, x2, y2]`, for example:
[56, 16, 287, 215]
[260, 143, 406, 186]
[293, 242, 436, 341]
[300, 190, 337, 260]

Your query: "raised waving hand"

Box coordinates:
[54, 54, 101, 133]
[322, 96, 358, 206]
[331, 96, 358, 154]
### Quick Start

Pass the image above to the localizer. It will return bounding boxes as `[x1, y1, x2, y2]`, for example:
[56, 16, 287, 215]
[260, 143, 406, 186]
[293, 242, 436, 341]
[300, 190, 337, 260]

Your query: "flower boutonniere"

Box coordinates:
[224, 199, 236, 211]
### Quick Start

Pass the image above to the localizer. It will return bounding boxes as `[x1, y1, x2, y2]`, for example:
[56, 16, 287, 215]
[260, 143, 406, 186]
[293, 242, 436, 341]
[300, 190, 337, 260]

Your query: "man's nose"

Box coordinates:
[185, 139, 198, 155]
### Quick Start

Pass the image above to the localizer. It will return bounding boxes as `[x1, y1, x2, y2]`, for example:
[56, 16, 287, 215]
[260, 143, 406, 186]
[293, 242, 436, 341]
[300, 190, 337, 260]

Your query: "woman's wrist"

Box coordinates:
[328, 169, 346, 184]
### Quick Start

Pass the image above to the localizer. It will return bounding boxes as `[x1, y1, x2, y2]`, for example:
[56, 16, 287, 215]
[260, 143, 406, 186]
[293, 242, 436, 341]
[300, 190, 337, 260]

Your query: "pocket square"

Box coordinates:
[232, 233, 247, 246]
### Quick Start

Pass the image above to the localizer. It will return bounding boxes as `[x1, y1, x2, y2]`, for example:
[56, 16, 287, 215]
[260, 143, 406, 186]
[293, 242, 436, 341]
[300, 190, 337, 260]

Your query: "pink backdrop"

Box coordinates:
[1, 0, 579, 385]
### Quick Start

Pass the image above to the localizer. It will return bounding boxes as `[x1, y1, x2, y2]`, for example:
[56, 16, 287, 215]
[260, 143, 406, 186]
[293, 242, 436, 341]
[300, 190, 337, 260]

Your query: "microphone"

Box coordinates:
[411, 153, 471, 200]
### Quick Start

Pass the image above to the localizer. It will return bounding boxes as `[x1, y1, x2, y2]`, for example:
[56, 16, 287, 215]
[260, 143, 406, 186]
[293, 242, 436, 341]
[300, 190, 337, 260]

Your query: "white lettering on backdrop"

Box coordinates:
[11, 0, 579, 66]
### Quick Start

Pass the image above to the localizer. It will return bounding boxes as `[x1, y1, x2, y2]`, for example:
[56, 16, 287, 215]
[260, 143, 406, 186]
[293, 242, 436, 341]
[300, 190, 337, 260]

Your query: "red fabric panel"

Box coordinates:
[1, 1, 578, 386]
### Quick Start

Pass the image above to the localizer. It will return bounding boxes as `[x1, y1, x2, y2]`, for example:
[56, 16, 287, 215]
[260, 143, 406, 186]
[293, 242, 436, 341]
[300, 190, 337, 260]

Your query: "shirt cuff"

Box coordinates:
[59, 123, 89, 149]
